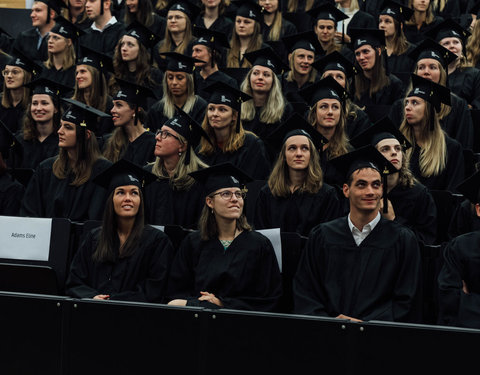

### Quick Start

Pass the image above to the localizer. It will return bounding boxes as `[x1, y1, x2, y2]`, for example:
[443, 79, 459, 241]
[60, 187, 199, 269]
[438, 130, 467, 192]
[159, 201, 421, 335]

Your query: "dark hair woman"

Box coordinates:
[195, 0, 233, 36]
[124, 0, 166, 37]
[167, 162, 282, 311]
[404, 0, 444, 45]
[21, 99, 112, 221]
[66, 158, 174, 302]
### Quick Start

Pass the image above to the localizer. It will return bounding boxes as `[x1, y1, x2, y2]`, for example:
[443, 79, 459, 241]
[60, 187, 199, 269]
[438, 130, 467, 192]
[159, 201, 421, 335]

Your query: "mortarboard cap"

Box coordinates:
[408, 38, 457, 68]
[469, 1, 480, 17]
[267, 112, 328, 152]
[408, 74, 451, 111]
[380, 0, 414, 24]
[159, 51, 205, 73]
[298, 75, 349, 108]
[125, 20, 161, 50]
[77, 45, 114, 75]
[282, 31, 322, 54]
[350, 28, 386, 50]
[456, 170, 480, 204]
[189, 162, 253, 197]
[307, 3, 348, 24]
[312, 50, 358, 79]
[192, 26, 231, 50]
[93, 158, 157, 195]
[167, 0, 201, 22]
[50, 15, 85, 41]
[234, 0, 264, 22]
[0, 120, 23, 162]
[61, 98, 111, 133]
[24, 77, 72, 99]
[36, 0, 67, 17]
[425, 18, 471, 45]
[243, 47, 290, 75]
[7, 48, 43, 76]
[350, 116, 411, 151]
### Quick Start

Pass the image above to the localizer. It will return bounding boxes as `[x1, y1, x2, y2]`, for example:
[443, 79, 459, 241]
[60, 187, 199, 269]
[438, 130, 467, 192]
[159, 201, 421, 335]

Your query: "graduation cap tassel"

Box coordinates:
[236, 100, 242, 133]
[382, 174, 388, 214]
[185, 145, 191, 165]
[342, 21, 345, 45]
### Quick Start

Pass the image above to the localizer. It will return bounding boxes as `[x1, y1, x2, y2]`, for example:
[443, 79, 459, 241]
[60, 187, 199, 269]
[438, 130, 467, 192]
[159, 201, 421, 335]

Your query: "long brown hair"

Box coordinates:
[287, 0, 315, 12]
[354, 47, 390, 100]
[72, 65, 108, 112]
[93, 189, 145, 262]
[1, 68, 31, 109]
[124, 0, 155, 27]
[22, 97, 61, 141]
[227, 20, 263, 68]
[158, 10, 193, 56]
[406, 0, 434, 25]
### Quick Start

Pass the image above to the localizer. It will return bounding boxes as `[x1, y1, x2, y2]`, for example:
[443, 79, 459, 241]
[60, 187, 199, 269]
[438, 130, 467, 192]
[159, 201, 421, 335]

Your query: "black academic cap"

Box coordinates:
[37, 0, 67, 16]
[407, 74, 451, 111]
[408, 38, 457, 68]
[7, 48, 43, 76]
[24, 77, 72, 99]
[167, 0, 201, 22]
[192, 26, 231, 50]
[159, 52, 205, 73]
[203, 80, 251, 112]
[379, 0, 414, 24]
[163, 105, 212, 164]
[469, 1, 480, 17]
[456, 170, 480, 204]
[425, 18, 471, 45]
[298, 75, 349, 108]
[307, 3, 349, 24]
[189, 162, 253, 197]
[350, 116, 411, 151]
[125, 20, 161, 50]
[93, 158, 157, 195]
[282, 31, 322, 54]
[312, 50, 358, 79]
[267, 112, 328, 152]
[0, 120, 22, 162]
[50, 15, 85, 41]
[77, 45, 114, 75]
[350, 28, 386, 49]
[243, 47, 290, 75]
[234, 0, 264, 22]
[0, 26, 12, 39]
[61, 98, 111, 133]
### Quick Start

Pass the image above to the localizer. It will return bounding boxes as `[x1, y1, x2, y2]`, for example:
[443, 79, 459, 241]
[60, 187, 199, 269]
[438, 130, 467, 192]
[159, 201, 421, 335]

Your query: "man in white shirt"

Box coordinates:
[293, 146, 422, 323]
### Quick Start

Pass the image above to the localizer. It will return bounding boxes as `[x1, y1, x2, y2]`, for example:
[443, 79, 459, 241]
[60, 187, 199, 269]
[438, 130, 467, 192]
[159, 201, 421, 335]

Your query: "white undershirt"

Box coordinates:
[348, 212, 381, 246]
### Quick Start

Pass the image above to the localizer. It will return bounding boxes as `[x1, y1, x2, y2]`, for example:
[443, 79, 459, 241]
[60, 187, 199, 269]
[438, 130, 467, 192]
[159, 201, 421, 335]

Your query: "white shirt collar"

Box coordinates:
[91, 16, 117, 32]
[348, 212, 381, 246]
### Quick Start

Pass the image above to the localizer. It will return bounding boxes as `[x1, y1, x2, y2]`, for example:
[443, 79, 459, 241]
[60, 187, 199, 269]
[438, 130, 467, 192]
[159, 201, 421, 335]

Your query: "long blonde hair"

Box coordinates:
[160, 72, 196, 119]
[466, 22, 480, 67]
[158, 10, 193, 56]
[399, 100, 447, 177]
[240, 69, 285, 124]
[44, 36, 75, 70]
[227, 20, 263, 68]
[285, 50, 317, 83]
[336, 0, 359, 11]
[1, 68, 31, 109]
[268, 137, 323, 197]
[288, 0, 315, 12]
[265, 9, 283, 41]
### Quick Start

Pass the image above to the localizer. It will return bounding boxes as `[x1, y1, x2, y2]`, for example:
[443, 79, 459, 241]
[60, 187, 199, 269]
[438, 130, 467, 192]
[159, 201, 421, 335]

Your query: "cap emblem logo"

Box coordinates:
[231, 176, 239, 184]
[221, 95, 231, 103]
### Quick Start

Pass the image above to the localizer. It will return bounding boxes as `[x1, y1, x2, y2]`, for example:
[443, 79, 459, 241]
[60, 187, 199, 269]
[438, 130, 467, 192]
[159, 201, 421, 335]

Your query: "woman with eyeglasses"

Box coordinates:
[144, 107, 209, 228]
[167, 162, 282, 312]
[103, 79, 157, 166]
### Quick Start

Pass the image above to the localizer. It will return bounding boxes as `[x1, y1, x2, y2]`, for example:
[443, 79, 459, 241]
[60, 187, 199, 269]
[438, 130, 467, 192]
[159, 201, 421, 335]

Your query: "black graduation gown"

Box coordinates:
[404, 17, 444, 45]
[262, 18, 297, 62]
[143, 167, 205, 229]
[385, 44, 416, 87]
[0, 100, 25, 134]
[167, 230, 282, 312]
[194, 70, 238, 102]
[12, 28, 48, 63]
[388, 182, 437, 245]
[0, 173, 24, 216]
[150, 13, 167, 38]
[14, 132, 59, 170]
[66, 225, 174, 303]
[345, 104, 372, 139]
[41, 65, 76, 92]
[345, 11, 376, 37]
[280, 0, 325, 13]
[194, 14, 233, 37]
[438, 230, 480, 328]
[409, 135, 465, 193]
[102, 130, 156, 166]
[20, 156, 111, 221]
[358, 0, 383, 20]
[447, 67, 480, 110]
[123, 68, 164, 105]
[388, 93, 474, 150]
[80, 21, 126, 56]
[253, 183, 343, 237]
[197, 132, 272, 180]
[293, 216, 422, 322]
[147, 95, 207, 133]
[433, 0, 461, 19]
[448, 199, 480, 239]
[281, 75, 316, 111]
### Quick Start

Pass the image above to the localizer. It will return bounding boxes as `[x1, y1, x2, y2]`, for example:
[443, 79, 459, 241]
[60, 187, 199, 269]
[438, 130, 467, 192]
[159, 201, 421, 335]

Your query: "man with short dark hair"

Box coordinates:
[293, 146, 422, 322]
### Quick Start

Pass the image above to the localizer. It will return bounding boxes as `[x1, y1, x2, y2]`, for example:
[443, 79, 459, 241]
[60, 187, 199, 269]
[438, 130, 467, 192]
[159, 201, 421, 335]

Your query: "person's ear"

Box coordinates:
[475, 203, 480, 217]
[342, 183, 350, 199]
[206, 196, 214, 209]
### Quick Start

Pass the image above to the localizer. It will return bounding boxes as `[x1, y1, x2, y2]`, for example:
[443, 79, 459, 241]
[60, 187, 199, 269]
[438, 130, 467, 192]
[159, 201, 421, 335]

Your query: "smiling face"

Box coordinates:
[285, 135, 311, 172]
[76, 64, 93, 89]
[113, 185, 141, 218]
[111, 99, 135, 127]
[292, 48, 314, 76]
[125, 0, 138, 13]
[58, 120, 77, 149]
[120, 35, 140, 62]
[207, 103, 234, 130]
[315, 98, 341, 129]
[250, 65, 274, 93]
[259, 0, 278, 13]
[31, 94, 56, 123]
[376, 138, 403, 170]
[343, 168, 382, 214]
[206, 187, 244, 221]
[355, 44, 378, 72]
[31, 1, 49, 27]
[235, 15, 255, 37]
[404, 95, 426, 126]
[3, 65, 25, 90]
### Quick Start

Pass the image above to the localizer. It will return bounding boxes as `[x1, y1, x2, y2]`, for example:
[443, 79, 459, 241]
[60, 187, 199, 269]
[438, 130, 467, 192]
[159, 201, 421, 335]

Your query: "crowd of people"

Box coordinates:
[1, 0, 480, 329]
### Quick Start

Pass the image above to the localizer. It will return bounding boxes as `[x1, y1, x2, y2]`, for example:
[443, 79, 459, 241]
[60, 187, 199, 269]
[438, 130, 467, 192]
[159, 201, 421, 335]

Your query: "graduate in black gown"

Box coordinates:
[123, 0, 166, 38]
[66, 159, 174, 302]
[102, 78, 157, 166]
[294, 146, 422, 322]
[438, 169, 480, 328]
[196, 81, 272, 180]
[0, 129, 24, 216]
[350, 117, 438, 245]
[147, 52, 207, 132]
[21, 99, 112, 221]
[144, 106, 210, 228]
[313, 51, 372, 139]
[335, 0, 376, 43]
[403, 0, 444, 45]
[195, 0, 233, 37]
[254, 113, 342, 236]
[399, 74, 465, 193]
[167, 162, 282, 311]
[389, 39, 474, 150]
[191, 26, 238, 102]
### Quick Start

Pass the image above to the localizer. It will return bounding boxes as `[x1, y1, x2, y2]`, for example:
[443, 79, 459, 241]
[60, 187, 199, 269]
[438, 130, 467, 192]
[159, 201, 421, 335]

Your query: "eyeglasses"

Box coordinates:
[2, 69, 22, 77]
[211, 190, 246, 200]
[155, 129, 181, 142]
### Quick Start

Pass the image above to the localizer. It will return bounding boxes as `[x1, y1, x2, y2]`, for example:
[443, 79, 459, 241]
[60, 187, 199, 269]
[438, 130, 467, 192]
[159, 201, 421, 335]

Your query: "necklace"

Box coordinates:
[219, 228, 237, 250]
